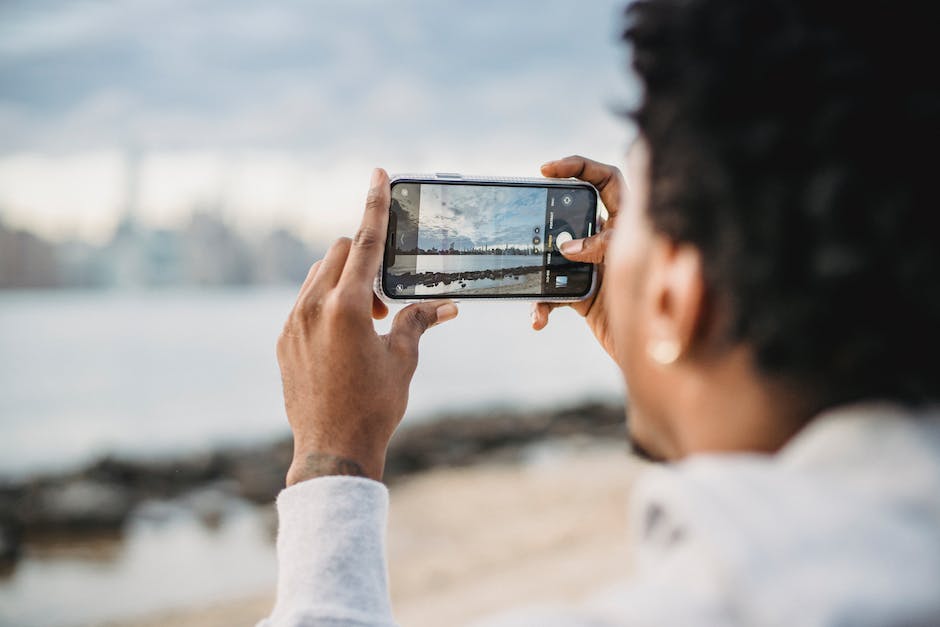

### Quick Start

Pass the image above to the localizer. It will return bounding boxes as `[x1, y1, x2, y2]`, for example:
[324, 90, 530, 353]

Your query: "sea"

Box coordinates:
[0, 287, 623, 478]
[405, 253, 540, 273]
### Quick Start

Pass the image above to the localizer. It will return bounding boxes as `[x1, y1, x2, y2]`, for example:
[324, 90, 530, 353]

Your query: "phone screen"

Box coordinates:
[382, 180, 597, 299]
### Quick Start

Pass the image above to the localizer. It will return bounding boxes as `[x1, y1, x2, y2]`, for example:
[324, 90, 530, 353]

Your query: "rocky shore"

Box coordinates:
[393, 264, 541, 289]
[109, 440, 641, 627]
[0, 401, 626, 572]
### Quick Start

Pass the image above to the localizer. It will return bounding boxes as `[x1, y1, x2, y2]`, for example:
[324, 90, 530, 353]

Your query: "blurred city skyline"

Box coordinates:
[0, 0, 635, 283]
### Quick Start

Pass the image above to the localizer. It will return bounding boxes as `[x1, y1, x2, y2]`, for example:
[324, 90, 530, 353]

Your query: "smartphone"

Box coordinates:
[376, 173, 599, 302]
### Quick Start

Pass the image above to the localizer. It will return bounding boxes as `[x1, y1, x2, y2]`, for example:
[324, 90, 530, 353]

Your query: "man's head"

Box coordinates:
[605, 0, 940, 460]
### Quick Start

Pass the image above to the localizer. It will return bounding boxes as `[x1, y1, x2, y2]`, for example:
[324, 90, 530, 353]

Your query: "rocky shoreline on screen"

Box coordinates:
[0, 401, 626, 570]
[394, 264, 542, 288]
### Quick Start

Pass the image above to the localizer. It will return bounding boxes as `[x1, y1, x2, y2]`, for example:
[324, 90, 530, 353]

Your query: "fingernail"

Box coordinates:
[435, 303, 458, 323]
[540, 161, 554, 170]
[560, 238, 583, 254]
[370, 168, 382, 188]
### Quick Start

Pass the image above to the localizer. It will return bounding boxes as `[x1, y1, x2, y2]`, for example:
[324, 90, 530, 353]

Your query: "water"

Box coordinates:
[0, 288, 623, 477]
[407, 254, 540, 273]
[0, 495, 277, 627]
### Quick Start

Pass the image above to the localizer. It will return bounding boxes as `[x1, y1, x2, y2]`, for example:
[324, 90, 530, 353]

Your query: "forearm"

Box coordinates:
[259, 476, 398, 627]
[267, 168, 456, 624]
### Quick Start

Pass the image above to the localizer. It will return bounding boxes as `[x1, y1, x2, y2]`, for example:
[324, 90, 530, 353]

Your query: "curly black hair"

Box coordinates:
[624, 0, 940, 406]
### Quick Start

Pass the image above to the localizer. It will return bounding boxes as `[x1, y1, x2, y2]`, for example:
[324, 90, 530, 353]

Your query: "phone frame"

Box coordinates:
[375, 173, 600, 304]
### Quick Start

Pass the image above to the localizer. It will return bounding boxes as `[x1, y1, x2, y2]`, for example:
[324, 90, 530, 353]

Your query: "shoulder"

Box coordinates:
[626, 404, 940, 626]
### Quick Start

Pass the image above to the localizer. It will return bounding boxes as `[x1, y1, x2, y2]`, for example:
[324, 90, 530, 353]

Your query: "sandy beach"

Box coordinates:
[105, 439, 643, 627]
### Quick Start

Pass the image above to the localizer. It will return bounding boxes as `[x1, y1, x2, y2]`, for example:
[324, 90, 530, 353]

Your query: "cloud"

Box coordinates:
[0, 0, 637, 240]
[0, 0, 633, 152]
[416, 184, 546, 250]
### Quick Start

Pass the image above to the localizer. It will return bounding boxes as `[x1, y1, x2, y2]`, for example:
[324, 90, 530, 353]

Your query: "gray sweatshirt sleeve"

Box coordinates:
[256, 475, 633, 627]
[257, 475, 398, 627]
[253, 466, 730, 627]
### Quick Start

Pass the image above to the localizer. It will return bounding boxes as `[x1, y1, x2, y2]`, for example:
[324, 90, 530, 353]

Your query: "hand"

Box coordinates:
[276, 168, 458, 485]
[531, 156, 626, 362]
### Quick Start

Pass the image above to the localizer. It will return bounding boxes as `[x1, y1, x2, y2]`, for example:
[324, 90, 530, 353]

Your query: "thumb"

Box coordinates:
[558, 229, 612, 264]
[389, 300, 458, 352]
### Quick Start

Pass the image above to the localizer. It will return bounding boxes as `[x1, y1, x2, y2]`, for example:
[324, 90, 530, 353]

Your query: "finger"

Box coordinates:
[540, 155, 626, 217]
[530, 301, 563, 331]
[340, 168, 391, 293]
[299, 259, 322, 294]
[311, 237, 353, 293]
[389, 299, 458, 353]
[291, 259, 322, 308]
[372, 293, 389, 320]
[557, 229, 614, 264]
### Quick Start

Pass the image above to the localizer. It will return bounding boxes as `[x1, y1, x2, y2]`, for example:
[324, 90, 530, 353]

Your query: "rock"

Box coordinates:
[222, 442, 291, 504]
[404, 265, 541, 289]
[183, 486, 238, 529]
[28, 479, 134, 531]
[0, 401, 626, 538]
[81, 452, 227, 499]
[0, 518, 21, 569]
[383, 402, 626, 480]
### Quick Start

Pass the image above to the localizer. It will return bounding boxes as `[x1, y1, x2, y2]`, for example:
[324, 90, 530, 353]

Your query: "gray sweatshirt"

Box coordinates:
[258, 404, 940, 626]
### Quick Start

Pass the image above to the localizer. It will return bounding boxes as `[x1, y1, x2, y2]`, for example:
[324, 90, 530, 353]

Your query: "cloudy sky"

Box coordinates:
[416, 184, 545, 251]
[0, 0, 636, 244]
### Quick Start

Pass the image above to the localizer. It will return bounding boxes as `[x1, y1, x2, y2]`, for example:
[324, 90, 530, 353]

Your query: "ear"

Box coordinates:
[644, 234, 706, 363]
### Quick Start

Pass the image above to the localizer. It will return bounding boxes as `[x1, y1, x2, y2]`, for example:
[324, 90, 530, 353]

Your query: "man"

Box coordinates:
[261, 1, 940, 625]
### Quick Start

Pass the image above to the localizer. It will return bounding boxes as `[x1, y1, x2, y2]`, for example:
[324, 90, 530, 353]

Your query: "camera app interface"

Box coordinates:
[384, 182, 595, 298]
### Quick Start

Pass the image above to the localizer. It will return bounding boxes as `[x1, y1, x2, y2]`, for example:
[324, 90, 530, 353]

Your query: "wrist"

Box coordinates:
[286, 449, 386, 486]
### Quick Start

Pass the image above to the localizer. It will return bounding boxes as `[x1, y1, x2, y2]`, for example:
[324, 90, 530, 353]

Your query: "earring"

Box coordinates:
[647, 339, 680, 365]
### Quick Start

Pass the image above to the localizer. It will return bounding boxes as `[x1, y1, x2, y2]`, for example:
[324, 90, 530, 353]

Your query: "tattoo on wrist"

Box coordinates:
[291, 452, 368, 482]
